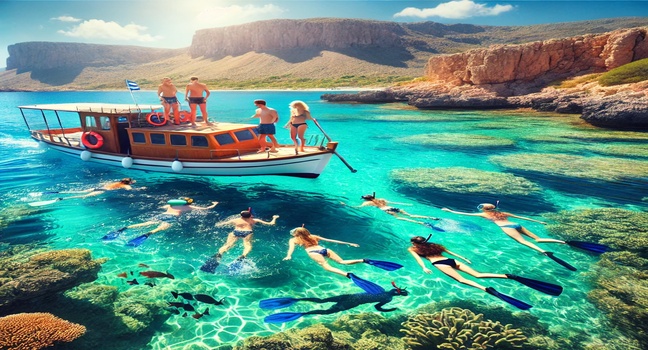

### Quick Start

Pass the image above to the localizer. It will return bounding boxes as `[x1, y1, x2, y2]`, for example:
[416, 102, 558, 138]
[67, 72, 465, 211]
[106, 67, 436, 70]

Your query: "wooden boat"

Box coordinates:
[18, 103, 348, 178]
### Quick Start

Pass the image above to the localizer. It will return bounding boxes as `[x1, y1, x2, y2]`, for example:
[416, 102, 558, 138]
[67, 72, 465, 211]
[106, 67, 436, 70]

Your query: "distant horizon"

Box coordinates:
[2, 0, 648, 69]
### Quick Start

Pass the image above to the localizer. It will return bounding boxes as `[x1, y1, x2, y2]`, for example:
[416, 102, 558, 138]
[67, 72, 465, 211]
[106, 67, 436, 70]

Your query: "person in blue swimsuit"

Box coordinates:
[285, 100, 316, 154]
[442, 203, 564, 255]
[359, 192, 438, 224]
[212, 209, 279, 262]
[283, 227, 362, 275]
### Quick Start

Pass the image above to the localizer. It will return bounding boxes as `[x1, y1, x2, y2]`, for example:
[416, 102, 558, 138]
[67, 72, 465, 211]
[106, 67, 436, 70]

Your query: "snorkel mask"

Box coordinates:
[410, 234, 432, 244]
[477, 200, 499, 211]
[391, 281, 408, 296]
[361, 192, 376, 200]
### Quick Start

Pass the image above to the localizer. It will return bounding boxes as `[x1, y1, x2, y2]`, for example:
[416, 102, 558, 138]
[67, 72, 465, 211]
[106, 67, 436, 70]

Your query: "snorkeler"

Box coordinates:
[407, 235, 562, 310]
[282, 227, 402, 294]
[200, 209, 279, 273]
[359, 192, 438, 225]
[103, 197, 218, 246]
[442, 203, 606, 271]
[29, 178, 143, 206]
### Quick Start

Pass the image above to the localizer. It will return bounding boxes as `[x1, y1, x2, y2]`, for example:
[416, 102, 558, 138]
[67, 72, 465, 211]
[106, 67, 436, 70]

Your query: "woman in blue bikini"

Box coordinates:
[283, 227, 402, 294]
[442, 203, 576, 270]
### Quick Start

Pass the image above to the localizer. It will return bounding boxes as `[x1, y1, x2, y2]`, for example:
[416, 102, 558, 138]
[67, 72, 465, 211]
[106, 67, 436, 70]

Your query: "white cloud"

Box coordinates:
[394, 0, 513, 19]
[195, 4, 285, 28]
[58, 19, 162, 42]
[51, 15, 82, 22]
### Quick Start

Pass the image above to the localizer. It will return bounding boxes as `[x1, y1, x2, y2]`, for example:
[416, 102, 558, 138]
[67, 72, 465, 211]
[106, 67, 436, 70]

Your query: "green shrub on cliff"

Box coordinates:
[598, 58, 648, 86]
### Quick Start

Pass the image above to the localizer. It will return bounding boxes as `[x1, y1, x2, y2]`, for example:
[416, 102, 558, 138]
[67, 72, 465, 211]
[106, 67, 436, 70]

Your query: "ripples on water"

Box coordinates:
[0, 91, 646, 348]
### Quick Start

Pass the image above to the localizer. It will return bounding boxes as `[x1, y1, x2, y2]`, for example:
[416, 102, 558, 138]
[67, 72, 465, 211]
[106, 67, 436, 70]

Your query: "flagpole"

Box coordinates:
[126, 79, 139, 107]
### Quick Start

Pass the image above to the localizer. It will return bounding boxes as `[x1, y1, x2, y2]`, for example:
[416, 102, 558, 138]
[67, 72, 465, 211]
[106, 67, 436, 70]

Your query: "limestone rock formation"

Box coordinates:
[424, 27, 648, 93]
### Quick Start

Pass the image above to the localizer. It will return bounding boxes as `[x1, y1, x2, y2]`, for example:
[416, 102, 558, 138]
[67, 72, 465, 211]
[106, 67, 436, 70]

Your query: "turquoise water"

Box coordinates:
[1, 91, 647, 348]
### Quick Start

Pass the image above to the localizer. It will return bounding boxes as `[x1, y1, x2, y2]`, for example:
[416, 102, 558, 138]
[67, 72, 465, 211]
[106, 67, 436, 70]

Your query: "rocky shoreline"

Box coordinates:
[321, 81, 648, 129]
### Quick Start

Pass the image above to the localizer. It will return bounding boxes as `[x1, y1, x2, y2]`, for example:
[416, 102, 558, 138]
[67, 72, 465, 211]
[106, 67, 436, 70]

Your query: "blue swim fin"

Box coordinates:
[259, 297, 300, 310]
[363, 259, 403, 271]
[126, 232, 152, 247]
[566, 241, 610, 254]
[506, 274, 563, 296]
[347, 273, 385, 294]
[485, 287, 532, 310]
[102, 227, 127, 241]
[543, 251, 577, 271]
[264, 312, 305, 324]
[200, 255, 221, 273]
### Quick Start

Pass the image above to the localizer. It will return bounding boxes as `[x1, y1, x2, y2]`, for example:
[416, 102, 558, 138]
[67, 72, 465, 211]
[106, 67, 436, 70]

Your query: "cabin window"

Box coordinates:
[214, 133, 235, 146]
[170, 134, 187, 146]
[118, 117, 128, 123]
[234, 129, 255, 141]
[191, 135, 209, 147]
[100, 116, 111, 130]
[132, 132, 146, 143]
[150, 133, 166, 145]
[85, 116, 97, 128]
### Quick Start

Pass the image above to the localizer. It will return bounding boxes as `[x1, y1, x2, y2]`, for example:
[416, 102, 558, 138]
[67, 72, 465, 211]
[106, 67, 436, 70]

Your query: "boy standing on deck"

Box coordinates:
[251, 99, 280, 153]
[185, 76, 212, 126]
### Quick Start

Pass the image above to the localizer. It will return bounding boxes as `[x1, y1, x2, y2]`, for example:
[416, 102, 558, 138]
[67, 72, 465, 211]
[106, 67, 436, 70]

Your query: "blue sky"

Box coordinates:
[1, 0, 647, 68]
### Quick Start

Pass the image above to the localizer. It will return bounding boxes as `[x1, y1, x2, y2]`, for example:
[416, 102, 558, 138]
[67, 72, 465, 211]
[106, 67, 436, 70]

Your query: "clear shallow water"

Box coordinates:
[1, 91, 646, 349]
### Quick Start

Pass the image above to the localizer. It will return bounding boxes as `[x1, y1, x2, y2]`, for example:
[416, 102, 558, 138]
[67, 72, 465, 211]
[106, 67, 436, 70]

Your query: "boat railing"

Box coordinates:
[209, 149, 243, 160]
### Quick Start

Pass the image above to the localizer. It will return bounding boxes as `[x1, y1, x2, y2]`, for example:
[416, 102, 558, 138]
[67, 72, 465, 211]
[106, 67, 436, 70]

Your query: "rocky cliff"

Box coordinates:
[424, 27, 648, 95]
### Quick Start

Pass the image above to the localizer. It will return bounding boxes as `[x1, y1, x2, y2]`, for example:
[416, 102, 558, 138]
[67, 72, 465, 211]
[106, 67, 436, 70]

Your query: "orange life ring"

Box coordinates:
[81, 131, 104, 149]
[177, 111, 191, 123]
[147, 112, 166, 126]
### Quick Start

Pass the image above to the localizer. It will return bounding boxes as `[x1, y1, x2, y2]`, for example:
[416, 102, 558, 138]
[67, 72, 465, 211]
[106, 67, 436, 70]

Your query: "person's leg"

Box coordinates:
[434, 264, 487, 291]
[326, 249, 364, 265]
[126, 220, 159, 229]
[307, 252, 348, 277]
[297, 125, 308, 151]
[163, 103, 171, 120]
[500, 227, 547, 253]
[199, 103, 211, 125]
[399, 209, 436, 219]
[290, 125, 299, 151]
[258, 134, 268, 152]
[241, 234, 254, 257]
[217, 233, 239, 255]
[519, 227, 565, 244]
[268, 135, 279, 152]
[189, 103, 198, 125]
[148, 222, 171, 234]
[456, 263, 507, 279]
[172, 103, 180, 125]
[65, 190, 104, 199]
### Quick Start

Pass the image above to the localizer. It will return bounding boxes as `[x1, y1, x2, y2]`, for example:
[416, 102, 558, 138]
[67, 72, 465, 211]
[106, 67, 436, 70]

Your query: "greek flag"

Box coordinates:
[126, 80, 140, 91]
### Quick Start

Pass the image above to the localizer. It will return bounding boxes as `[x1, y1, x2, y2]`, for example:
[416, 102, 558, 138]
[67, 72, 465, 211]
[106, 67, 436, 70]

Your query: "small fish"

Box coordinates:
[194, 294, 225, 305]
[127, 279, 139, 285]
[139, 271, 175, 279]
[182, 312, 188, 317]
[181, 303, 196, 312]
[167, 301, 185, 308]
[138, 263, 150, 268]
[167, 308, 180, 315]
[192, 308, 210, 320]
[130, 271, 134, 275]
[171, 291, 194, 300]
[145, 282, 156, 288]
[117, 272, 127, 278]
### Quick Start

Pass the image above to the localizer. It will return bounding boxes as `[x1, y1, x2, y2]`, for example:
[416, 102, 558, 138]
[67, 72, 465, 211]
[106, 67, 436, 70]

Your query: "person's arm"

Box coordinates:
[250, 109, 260, 119]
[408, 248, 432, 273]
[305, 110, 316, 122]
[272, 110, 279, 123]
[506, 213, 547, 224]
[442, 208, 483, 217]
[204, 86, 210, 99]
[254, 215, 279, 225]
[190, 201, 219, 210]
[157, 87, 164, 102]
[316, 235, 359, 247]
[444, 249, 472, 264]
[283, 238, 296, 260]
[184, 85, 190, 101]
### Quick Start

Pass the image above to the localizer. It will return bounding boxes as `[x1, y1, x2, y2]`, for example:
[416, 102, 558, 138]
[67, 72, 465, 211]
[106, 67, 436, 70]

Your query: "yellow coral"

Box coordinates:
[0, 312, 86, 350]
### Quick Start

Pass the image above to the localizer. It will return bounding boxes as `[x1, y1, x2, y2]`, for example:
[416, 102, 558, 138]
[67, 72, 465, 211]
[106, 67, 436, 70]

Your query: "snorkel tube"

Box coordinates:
[361, 192, 376, 200]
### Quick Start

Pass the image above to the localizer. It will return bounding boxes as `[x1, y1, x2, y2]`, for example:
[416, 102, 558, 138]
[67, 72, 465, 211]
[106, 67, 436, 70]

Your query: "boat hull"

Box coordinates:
[42, 141, 333, 178]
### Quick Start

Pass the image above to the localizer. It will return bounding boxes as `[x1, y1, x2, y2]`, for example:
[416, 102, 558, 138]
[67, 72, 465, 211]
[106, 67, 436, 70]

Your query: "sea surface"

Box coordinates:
[1, 90, 646, 349]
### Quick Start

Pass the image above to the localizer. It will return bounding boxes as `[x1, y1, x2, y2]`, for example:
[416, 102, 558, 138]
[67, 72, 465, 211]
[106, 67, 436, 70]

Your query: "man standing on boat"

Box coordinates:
[185, 76, 212, 126]
[251, 99, 280, 153]
[157, 77, 181, 125]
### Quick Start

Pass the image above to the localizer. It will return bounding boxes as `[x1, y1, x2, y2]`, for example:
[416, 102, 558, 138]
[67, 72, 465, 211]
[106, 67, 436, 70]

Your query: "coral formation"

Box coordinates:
[0, 248, 105, 308]
[0, 312, 86, 349]
[400, 307, 528, 350]
[235, 324, 352, 350]
[391, 167, 540, 196]
[398, 133, 515, 148]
